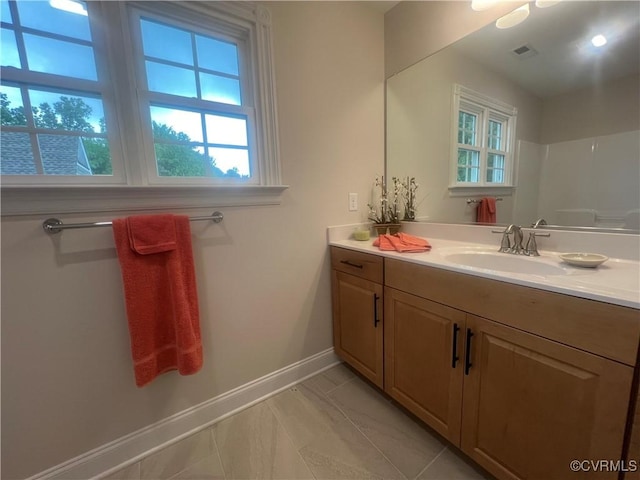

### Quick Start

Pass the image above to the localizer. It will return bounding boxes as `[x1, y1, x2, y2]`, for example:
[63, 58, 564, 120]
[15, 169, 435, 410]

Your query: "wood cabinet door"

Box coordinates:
[461, 315, 634, 480]
[332, 270, 384, 388]
[384, 287, 466, 445]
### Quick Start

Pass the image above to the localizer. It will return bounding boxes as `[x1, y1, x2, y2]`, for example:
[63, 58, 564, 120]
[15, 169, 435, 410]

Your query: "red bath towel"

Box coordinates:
[113, 214, 202, 387]
[476, 197, 497, 224]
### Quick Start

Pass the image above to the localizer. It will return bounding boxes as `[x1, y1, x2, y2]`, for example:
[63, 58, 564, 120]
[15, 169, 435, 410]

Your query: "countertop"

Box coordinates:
[329, 233, 640, 310]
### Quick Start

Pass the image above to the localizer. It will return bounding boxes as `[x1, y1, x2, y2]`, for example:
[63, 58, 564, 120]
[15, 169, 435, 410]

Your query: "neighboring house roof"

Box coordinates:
[1, 131, 92, 175]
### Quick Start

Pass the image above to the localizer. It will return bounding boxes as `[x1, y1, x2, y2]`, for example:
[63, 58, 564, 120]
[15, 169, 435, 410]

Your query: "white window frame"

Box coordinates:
[449, 84, 517, 192]
[1, 1, 285, 216]
[128, 3, 260, 186]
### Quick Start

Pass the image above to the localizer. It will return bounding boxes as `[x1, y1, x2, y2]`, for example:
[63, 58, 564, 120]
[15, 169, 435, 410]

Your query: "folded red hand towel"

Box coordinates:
[373, 233, 431, 253]
[476, 197, 497, 224]
[396, 232, 431, 251]
[127, 214, 177, 254]
[373, 234, 396, 251]
[113, 214, 202, 387]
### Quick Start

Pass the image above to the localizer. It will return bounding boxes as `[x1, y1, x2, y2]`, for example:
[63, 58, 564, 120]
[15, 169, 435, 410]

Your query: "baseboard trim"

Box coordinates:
[27, 348, 340, 480]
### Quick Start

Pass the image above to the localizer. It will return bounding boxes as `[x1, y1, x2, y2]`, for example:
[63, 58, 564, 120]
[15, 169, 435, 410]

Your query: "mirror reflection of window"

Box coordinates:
[451, 85, 516, 188]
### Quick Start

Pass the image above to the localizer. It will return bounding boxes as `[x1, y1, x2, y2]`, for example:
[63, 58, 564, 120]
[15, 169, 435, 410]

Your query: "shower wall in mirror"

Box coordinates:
[386, 1, 640, 231]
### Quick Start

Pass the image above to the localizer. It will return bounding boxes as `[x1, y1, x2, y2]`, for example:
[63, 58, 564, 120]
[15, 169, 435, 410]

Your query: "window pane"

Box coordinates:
[82, 137, 112, 174]
[457, 148, 479, 183]
[39, 133, 89, 175]
[486, 169, 504, 183]
[17, 0, 91, 41]
[29, 89, 105, 133]
[205, 114, 247, 146]
[155, 143, 209, 177]
[208, 147, 249, 177]
[200, 73, 241, 105]
[1, 84, 26, 125]
[487, 153, 505, 183]
[1, 0, 12, 23]
[145, 61, 196, 98]
[150, 106, 203, 143]
[458, 111, 476, 145]
[196, 35, 238, 75]
[457, 148, 479, 167]
[23, 33, 97, 80]
[1, 28, 20, 67]
[488, 120, 502, 150]
[141, 19, 193, 66]
[1, 131, 36, 174]
[487, 153, 504, 169]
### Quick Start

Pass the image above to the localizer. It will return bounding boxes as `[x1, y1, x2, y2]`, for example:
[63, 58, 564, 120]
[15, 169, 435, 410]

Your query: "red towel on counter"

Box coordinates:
[373, 232, 431, 253]
[476, 197, 497, 224]
[113, 214, 202, 387]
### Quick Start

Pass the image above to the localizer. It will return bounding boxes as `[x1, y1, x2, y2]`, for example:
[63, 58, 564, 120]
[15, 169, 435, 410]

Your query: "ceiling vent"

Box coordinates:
[511, 44, 538, 59]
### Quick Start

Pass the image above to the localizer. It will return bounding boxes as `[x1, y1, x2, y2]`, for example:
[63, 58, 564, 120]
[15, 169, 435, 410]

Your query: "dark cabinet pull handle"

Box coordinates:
[340, 259, 363, 269]
[464, 328, 474, 375]
[451, 323, 460, 368]
[373, 294, 380, 327]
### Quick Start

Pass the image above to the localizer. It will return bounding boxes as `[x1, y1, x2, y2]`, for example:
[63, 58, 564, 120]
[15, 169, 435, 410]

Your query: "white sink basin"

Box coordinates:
[444, 252, 567, 276]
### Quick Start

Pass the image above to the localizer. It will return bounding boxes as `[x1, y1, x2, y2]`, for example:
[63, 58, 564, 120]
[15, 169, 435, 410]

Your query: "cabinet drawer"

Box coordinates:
[385, 258, 640, 366]
[331, 246, 383, 283]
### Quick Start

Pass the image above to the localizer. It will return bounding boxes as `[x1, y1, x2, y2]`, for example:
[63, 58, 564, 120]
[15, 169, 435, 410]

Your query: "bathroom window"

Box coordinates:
[450, 84, 517, 189]
[1, 0, 283, 213]
[129, 8, 259, 184]
[0, 0, 125, 183]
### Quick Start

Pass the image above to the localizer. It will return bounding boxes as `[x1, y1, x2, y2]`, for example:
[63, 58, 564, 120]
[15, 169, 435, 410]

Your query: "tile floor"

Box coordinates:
[105, 363, 494, 480]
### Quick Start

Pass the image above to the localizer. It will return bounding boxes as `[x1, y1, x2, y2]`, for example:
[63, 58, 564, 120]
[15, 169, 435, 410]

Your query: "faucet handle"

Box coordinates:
[524, 231, 551, 256]
[491, 228, 511, 252]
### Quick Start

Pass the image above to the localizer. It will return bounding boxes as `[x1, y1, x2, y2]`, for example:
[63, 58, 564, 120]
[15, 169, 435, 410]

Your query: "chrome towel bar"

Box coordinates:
[42, 211, 223, 234]
[466, 198, 503, 205]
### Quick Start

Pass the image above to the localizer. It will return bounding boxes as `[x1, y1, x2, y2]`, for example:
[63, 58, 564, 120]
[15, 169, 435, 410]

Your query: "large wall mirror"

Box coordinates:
[386, 1, 640, 232]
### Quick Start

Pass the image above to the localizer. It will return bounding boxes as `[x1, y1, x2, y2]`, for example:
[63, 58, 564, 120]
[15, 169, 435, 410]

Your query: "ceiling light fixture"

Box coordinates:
[535, 0, 561, 8]
[49, 0, 87, 16]
[591, 34, 607, 47]
[496, 3, 530, 29]
[471, 0, 500, 12]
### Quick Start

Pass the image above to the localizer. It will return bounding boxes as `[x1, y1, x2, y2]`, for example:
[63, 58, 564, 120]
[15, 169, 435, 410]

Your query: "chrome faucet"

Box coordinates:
[508, 224, 524, 254]
[531, 218, 547, 229]
[493, 224, 524, 254]
[493, 222, 551, 256]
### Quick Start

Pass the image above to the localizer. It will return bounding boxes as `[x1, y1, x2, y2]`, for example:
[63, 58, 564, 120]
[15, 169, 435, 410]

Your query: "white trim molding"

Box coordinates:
[0, 184, 288, 216]
[25, 348, 340, 480]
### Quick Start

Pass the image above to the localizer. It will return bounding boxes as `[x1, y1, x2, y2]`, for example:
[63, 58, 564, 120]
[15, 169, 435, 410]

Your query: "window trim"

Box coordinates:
[449, 84, 517, 191]
[1, 1, 286, 216]
[127, 4, 260, 185]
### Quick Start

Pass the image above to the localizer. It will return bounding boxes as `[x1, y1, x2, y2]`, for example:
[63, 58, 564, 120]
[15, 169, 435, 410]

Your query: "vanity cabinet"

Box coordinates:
[331, 246, 640, 480]
[330, 247, 384, 388]
[384, 258, 638, 480]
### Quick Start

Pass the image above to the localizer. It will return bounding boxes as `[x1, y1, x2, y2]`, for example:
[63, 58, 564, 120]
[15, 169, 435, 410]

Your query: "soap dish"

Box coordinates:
[559, 252, 608, 268]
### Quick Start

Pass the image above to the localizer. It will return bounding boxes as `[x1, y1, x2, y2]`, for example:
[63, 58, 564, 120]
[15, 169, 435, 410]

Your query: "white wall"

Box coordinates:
[384, 0, 522, 78]
[541, 73, 640, 144]
[0, 2, 385, 478]
[537, 130, 640, 227]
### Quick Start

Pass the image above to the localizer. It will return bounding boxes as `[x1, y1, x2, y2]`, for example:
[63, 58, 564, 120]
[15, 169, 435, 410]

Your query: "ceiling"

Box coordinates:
[449, 1, 640, 98]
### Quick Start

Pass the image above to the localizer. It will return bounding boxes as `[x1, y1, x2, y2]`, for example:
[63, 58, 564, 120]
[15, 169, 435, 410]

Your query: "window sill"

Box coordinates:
[448, 185, 514, 197]
[0, 184, 289, 216]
